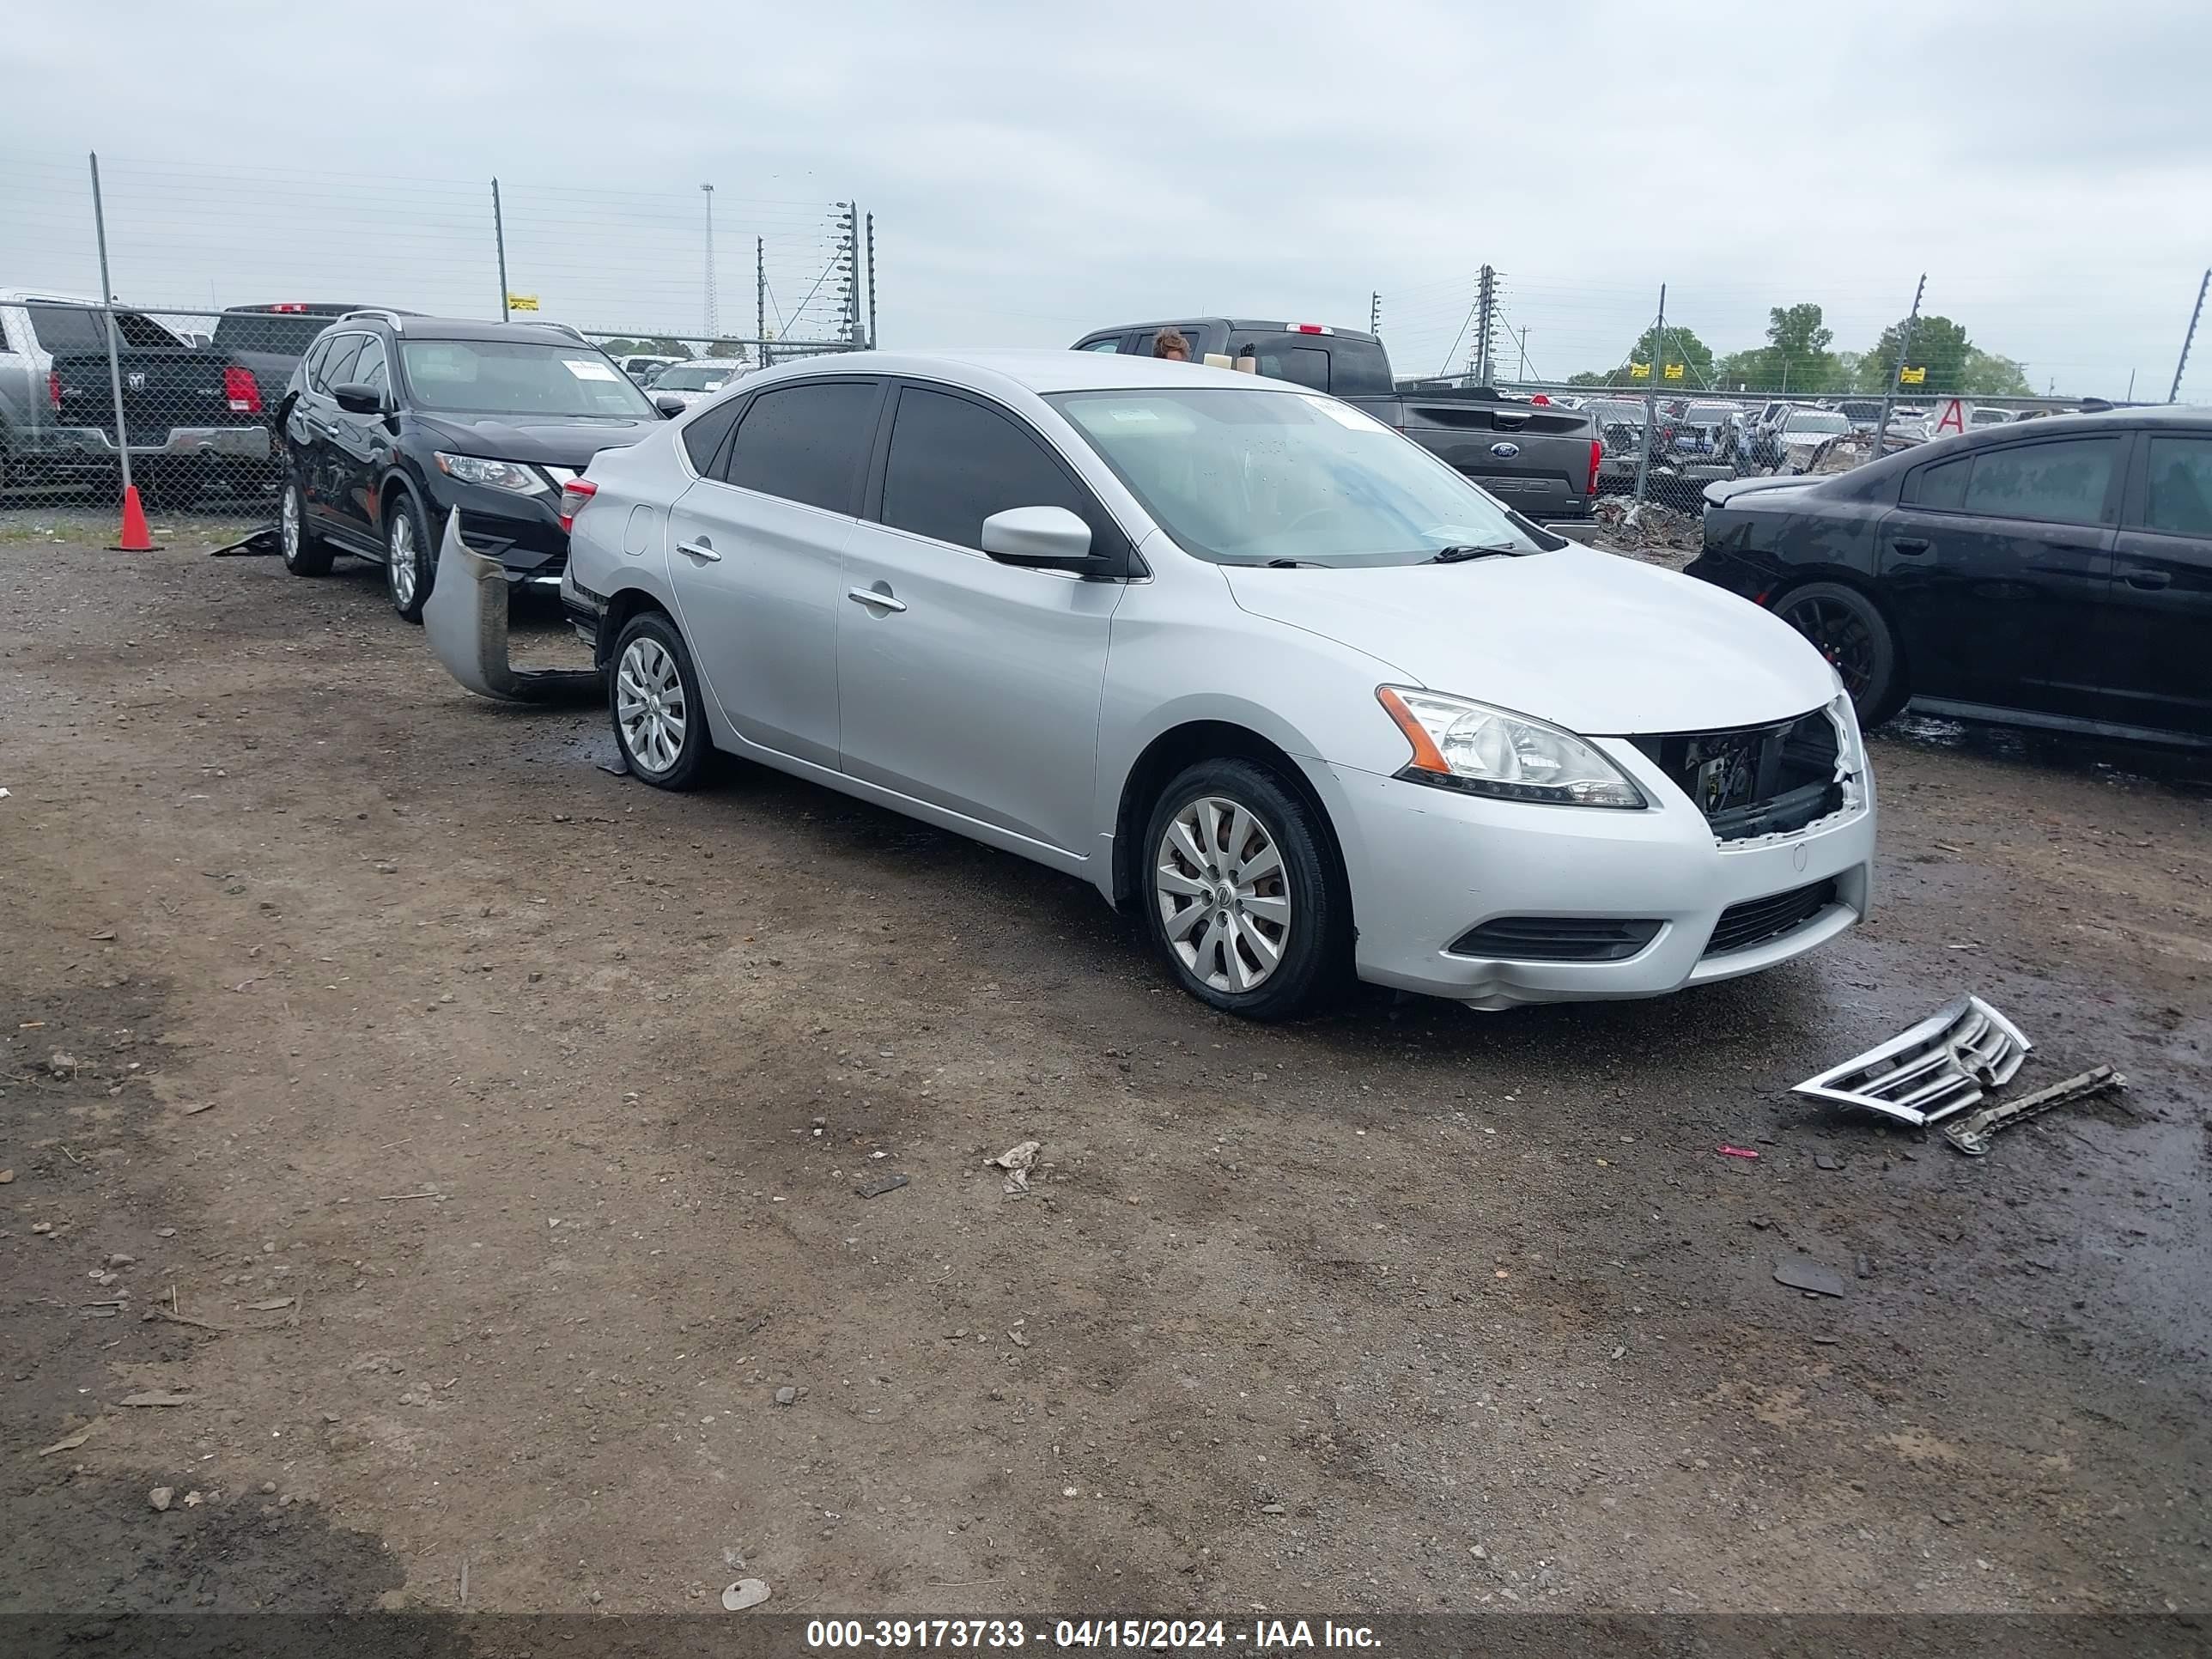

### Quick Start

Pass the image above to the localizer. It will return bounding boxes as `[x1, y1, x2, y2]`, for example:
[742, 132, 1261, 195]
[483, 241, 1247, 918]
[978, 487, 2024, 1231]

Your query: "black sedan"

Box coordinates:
[272, 313, 674, 620]
[1686, 407, 2212, 744]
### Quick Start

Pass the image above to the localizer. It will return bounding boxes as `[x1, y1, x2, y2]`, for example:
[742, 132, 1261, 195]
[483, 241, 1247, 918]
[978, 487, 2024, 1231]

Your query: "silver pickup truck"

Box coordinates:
[0, 289, 270, 506]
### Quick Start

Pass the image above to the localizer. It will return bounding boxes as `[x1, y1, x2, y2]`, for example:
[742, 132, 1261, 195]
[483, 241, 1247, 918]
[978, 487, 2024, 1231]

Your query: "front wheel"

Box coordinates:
[610, 611, 712, 790]
[383, 485, 434, 623]
[1774, 580, 1906, 726]
[1141, 758, 1346, 1020]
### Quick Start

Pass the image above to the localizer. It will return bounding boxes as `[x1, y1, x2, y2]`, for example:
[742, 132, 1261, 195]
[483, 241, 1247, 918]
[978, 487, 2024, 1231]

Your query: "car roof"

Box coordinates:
[743, 347, 1309, 398]
[0, 288, 108, 306]
[352, 316, 600, 348]
[1087, 319, 1384, 345]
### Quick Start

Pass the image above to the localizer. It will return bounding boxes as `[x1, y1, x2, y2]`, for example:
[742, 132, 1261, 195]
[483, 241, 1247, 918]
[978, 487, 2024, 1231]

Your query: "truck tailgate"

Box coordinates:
[48, 349, 245, 443]
[1394, 396, 1595, 518]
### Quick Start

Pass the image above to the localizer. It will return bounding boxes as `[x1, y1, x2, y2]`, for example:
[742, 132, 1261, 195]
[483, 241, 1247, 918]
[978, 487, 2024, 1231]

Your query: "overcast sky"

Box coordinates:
[7, 0, 2208, 398]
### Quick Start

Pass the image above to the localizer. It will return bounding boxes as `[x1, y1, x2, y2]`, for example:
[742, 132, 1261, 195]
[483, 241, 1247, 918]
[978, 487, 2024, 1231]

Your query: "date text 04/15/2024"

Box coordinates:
[803, 1619, 1381, 1650]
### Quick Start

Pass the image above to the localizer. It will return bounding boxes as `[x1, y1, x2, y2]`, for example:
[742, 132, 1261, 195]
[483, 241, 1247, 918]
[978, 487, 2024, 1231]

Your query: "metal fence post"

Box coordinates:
[2170, 268, 2208, 404]
[1876, 273, 1926, 453]
[1633, 283, 1664, 506]
[866, 212, 878, 349]
[492, 179, 510, 322]
[87, 152, 133, 504]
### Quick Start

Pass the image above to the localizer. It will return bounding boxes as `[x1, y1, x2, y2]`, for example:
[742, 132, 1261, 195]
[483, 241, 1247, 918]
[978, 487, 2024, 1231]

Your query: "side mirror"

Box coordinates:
[653, 393, 688, 418]
[333, 382, 386, 415]
[980, 505, 1096, 569]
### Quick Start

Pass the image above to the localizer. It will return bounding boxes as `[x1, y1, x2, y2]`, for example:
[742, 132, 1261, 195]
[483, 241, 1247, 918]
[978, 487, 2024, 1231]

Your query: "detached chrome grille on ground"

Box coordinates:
[1632, 708, 1845, 841]
[1790, 996, 2032, 1127]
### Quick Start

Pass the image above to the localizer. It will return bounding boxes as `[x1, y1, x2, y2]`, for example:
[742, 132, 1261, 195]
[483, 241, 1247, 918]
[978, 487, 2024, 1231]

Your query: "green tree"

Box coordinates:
[1715, 347, 1776, 391]
[1857, 314, 1972, 392]
[1565, 369, 1611, 386]
[1765, 303, 1839, 390]
[1632, 322, 1715, 387]
[1958, 349, 2033, 396]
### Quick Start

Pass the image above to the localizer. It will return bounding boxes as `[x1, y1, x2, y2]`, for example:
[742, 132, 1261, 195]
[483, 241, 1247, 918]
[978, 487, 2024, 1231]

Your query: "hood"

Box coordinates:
[416, 412, 661, 467]
[1221, 545, 1836, 735]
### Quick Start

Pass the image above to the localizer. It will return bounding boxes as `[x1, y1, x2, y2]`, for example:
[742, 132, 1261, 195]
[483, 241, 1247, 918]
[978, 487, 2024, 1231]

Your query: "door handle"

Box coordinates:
[847, 586, 905, 613]
[677, 539, 720, 562]
[2123, 568, 2172, 591]
[1891, 537, 1930, 556]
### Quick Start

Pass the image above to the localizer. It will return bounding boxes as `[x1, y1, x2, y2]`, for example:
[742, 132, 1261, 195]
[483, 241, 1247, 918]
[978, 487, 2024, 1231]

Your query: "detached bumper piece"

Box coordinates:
[423, 508, 602, 706]
[1791, 995, 2031, 1127]
[1942, 1066, 2126, 1158]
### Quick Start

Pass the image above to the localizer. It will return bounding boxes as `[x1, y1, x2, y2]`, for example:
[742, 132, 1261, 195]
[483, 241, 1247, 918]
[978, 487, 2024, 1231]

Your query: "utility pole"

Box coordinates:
[2170, 267, 2209, 403]
[1516, 326, 1528, 382]
[756, 236, 768, 368]
[866, 211, 877, 349]
[1473, 265, 1496, 385]
[700, 184, 717, 340]
[836, 203, 860, 347]
[1634, 283, 1665, 505]
[491, 178, 509, 322]
[1369, 290, 1381, 337]
[87, 151, 134, 514]
[1876, 272, 1926, 454]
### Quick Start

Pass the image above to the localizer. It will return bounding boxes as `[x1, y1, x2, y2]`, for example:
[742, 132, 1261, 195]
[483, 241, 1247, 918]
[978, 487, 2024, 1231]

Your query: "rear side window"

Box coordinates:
[718, 380, 877, 514]
[879, 385, 1097, 553]
[1914, 455, 1971, 510]
[680, 396, 745, 475]
[1252, 344, 1330, 392]
[2144, 436, 2212, 537]
[1076, 337, 1125, 353]
[1960, 437, 2119, 527]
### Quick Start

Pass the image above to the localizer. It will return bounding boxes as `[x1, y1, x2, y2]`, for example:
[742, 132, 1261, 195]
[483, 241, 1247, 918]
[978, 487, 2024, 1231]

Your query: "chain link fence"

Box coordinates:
[2, 153, 873, 544]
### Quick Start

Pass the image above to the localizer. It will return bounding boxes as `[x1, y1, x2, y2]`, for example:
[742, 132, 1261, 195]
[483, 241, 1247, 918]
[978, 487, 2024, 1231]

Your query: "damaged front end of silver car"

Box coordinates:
[422, 509, 603, 704]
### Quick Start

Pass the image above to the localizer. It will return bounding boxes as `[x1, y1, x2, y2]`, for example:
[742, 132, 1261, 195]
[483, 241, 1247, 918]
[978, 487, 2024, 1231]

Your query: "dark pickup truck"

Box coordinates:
[1073, 318, 1601, 521]
[0, 291, 270, 507]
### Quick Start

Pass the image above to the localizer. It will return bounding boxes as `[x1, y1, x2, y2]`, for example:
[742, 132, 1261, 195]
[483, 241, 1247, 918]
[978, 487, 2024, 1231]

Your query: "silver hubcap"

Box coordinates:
[617, 638, 688, 775]
[388, 514, 417, 605]
[281, 487, 300, 562]
[1155, 795, 1291, 994]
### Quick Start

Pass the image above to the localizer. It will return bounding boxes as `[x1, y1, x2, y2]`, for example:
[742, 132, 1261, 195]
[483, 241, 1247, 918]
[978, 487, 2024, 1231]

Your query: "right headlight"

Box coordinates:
[1376, 687, 1648, 809]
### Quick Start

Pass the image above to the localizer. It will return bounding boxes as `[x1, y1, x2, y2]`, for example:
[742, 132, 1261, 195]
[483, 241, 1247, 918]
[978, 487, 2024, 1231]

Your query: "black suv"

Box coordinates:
[273, 313, 670, 620]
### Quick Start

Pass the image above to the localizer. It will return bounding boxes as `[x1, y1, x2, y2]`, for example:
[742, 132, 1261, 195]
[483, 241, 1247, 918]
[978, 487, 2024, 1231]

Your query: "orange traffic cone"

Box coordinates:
[112, 483, 157, 552]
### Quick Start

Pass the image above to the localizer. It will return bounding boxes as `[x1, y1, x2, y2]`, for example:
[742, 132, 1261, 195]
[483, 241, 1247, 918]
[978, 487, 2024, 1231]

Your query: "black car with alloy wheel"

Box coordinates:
[271, 312, 673, 620]
[1687, 406, 2212, 745]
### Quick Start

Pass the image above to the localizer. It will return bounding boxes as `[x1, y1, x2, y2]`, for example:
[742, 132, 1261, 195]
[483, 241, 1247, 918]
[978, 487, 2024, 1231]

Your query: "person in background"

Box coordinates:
[1152, 330, 1191, 362]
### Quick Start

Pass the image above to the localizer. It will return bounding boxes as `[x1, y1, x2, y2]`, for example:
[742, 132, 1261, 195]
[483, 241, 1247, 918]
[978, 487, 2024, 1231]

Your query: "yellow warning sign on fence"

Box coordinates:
[507, 293, 540, 313]
[1628, 362, 1651, 380]
[1899, 364, 1926, 385]
[1663, 362, 1685, 380]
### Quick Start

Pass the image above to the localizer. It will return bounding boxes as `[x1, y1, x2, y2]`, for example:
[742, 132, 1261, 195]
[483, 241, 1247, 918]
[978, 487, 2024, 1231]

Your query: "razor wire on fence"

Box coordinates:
[1, 150, 874, 541]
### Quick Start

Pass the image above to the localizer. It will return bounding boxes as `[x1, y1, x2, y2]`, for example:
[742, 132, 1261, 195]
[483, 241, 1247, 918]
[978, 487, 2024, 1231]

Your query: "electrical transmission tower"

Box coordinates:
[700, 183, 718, 339]
[836, 203, 861, 348]
[1472, 265, 1499, 385]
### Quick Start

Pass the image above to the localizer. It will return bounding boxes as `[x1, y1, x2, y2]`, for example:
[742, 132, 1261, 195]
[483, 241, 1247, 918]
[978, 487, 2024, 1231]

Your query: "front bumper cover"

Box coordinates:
[423, 509, 602, 705]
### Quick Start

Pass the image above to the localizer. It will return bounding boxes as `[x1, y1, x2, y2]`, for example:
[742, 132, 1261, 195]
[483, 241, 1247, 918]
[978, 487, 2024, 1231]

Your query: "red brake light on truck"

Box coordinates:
[1286, 323, 1333, 335]
[558, 477, 597, 534]
[271, 303, 308, 313]
[1587, 438, 1602, 497]
[222, 367, 263, 415]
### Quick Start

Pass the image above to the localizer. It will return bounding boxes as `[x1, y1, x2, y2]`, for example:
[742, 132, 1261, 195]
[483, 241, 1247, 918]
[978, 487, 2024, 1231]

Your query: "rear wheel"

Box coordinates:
[279, 477, 332, 575]
[1774, 580, 1906, 725]
[610, 611, 712, 790]
[382, 484, 434, 623]
[1142, 758, 1346, 1020]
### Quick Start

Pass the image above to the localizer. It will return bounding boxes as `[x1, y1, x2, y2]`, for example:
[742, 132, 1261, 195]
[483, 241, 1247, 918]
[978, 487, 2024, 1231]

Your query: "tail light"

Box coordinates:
[1587, 438, 1602, 496]
[222, 366, 263, 415]
[48, 371, 63, 411]
[558, 477, 598, 534]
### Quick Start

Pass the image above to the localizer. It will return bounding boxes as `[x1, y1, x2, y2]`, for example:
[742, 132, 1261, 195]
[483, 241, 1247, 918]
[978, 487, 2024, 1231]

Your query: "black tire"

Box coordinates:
[381, 483, 434, 623]
[1774, 580, 1907, 726]
[608, 611, 712, 791]
[278, 477, 332, 575]
[1140, 757, 1347, 1021]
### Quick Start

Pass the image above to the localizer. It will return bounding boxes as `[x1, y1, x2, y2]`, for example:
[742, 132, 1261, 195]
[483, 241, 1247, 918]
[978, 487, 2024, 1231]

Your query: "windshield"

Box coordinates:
[398, 340, 656, 418]
[1785, 411, 1850, 434]
[656, 365, 737, 392]
[1049, 386, 1559, 568]
[1686, 404, 1736, 424]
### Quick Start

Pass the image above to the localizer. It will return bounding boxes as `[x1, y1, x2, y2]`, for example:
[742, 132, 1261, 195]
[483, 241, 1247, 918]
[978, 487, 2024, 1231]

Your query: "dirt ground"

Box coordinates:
[3, 523, 2207, 1623]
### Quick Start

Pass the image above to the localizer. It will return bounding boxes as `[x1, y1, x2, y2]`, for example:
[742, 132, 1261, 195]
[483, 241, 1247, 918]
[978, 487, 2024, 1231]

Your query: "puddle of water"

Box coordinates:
[1885, 712, 2212, 798]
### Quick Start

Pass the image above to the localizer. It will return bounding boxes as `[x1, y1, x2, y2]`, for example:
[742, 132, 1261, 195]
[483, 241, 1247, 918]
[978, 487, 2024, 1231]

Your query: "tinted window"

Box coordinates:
[680, 396, 745, 475]
[1134, 328, 1204, 359]
[1077, 337, 1125, 353]
[881, 386, 1094, 553]
[1916, 455, 1971, 510]
[0, 313, 11, 353]
[27, 304, 179, 350]
[1322, 338, 1395, 397]
[2145, 437, 2212, 538]
[352, 337, 388, 393]
[1253, 344, 1331, 392]
[317, 335, 367, 392]
[1960, 438, 2118, 527]
[718, 380, 877, 514]
[213, 312, 332, 358]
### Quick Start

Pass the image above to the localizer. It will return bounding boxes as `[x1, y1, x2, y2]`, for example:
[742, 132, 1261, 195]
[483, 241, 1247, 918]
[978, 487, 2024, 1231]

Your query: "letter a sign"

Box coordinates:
[1934, 398, 1966, 437]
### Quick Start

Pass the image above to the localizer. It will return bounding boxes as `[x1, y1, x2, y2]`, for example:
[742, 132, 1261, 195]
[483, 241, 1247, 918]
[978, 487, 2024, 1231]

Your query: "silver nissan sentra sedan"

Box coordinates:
[485, 349, 1873, 1020]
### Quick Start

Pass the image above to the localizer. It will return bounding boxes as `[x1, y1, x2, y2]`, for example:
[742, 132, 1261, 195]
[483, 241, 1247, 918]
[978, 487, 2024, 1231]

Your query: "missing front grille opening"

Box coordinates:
[1632, 710, 1844, 841]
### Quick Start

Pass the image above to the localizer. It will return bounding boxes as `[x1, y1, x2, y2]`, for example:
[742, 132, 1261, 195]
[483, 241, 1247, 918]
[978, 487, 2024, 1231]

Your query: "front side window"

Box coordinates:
[317, 334, 368, 392]
[398, 341, 657, 418]
[1960, 437, 2118, 527]
[1050, 386, 1558, 568]
[2144, 436, 2212, 537]
[349, 337, 388, 393]
[880, 386, 1095, 553]
[717, 380, 878, 514]
[1077, 337, 1125, 353]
